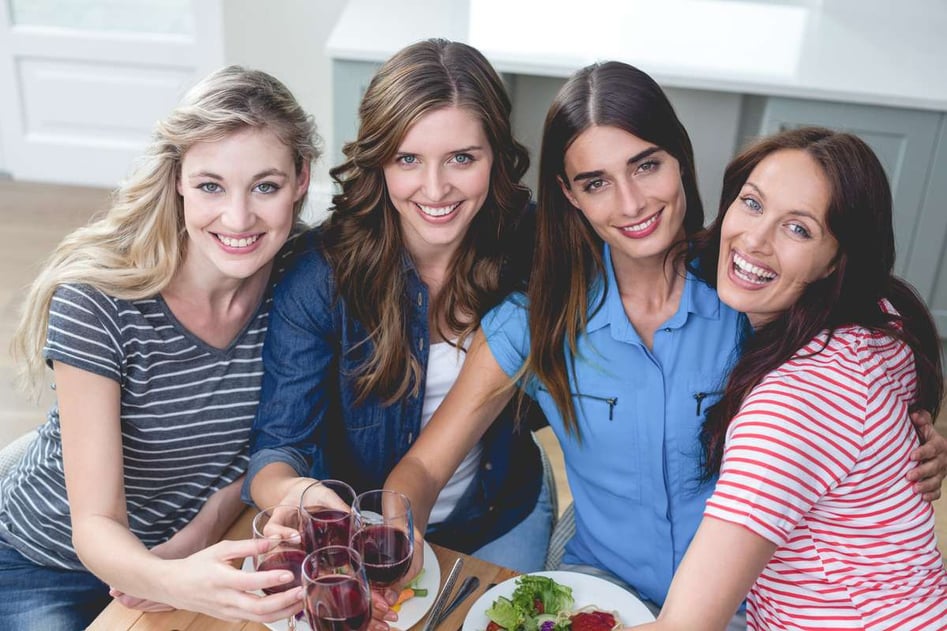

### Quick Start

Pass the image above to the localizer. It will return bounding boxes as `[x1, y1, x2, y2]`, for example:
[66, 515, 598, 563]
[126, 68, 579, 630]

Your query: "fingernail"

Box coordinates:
[385, 611, 398, 621]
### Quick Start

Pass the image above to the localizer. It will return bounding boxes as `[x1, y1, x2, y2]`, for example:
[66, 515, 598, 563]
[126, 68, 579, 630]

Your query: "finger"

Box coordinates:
[240, 565, 302, 594]
[372, 592, 398, 622]
[912, 474, 944, 495]
[908, 441, 936, 465]
[910, 410, 934, 428]
[922, 489, 942, 502]
[369, 620, 391, 631]
[211, 537, 276, 562]
[234, 586, 305, 622]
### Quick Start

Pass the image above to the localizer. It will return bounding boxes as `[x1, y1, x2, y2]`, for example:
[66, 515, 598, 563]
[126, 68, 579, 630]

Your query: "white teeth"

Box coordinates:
[417, 202, 459, 217]
[621, 213, 659, 233]
[218, 234, 259, 248]
[733, 252, 776, 284]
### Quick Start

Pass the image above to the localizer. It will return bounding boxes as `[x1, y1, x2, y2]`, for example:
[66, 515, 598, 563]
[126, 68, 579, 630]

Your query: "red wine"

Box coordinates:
[350, 525, 411, 587]
[257, 549, 306, 595]
[303, 508, 351, 552]
[305, 574, 370, 631]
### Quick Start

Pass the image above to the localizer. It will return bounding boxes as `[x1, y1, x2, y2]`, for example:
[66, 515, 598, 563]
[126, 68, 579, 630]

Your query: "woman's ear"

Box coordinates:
[557, 175, 580, 209]
[294, 160, 311, 201]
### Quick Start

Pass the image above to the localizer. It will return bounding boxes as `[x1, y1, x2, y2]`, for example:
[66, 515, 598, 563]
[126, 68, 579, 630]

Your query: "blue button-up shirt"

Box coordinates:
[244, 228, 542, 553]
[483, 245, 747, 605]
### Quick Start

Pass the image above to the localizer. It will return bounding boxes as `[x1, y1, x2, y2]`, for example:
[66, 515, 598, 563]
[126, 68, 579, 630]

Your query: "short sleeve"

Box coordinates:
[704, 362, 866, 546]
[481, 292, 531, 384]
[43, 284, 123, 382]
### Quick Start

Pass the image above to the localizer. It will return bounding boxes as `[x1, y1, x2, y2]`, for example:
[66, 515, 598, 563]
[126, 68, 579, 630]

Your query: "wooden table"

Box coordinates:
[88, 509, 517, 631]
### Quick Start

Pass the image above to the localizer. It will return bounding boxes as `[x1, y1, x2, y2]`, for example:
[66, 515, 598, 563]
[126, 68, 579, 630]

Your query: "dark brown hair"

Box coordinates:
[528, 61, 703, 438]
[692, 126, 943, 477]
[323, 39, 530, 404]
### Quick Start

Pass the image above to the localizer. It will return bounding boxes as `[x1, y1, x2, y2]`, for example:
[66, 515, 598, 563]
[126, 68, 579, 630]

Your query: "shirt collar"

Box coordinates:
[585, 244, 721, 336]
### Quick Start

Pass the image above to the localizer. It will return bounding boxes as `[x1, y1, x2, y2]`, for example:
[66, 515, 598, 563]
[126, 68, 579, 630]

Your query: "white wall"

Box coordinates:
[221, 0, 348, 223]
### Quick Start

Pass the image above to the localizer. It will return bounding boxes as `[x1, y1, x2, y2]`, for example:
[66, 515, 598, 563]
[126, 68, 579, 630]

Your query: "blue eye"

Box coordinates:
[198, 182, 222, 193]
[741, 196, 761, 212]
[583, 178, 606, 193]
[254, 182, 279, 194]
[788, 222, 812, 239]
[452, 153, 474, 165]
[396, 154, 417, 166]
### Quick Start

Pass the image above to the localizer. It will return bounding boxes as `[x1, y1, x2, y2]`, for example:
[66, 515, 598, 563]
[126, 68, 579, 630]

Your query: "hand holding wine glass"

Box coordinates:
[252, 504, 306, 629]
[303, 546, 373, 631]
[300, 479, 356, 553]
[350, 490, 414, 590]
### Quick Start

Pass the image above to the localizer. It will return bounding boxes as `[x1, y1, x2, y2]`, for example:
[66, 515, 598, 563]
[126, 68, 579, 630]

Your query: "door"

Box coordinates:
[0, 0, 224, 187]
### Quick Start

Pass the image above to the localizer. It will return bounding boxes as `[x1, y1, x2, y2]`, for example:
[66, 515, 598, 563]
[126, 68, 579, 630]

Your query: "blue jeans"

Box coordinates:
[471, 473, 554, 572]
[0, 538, 111, 631]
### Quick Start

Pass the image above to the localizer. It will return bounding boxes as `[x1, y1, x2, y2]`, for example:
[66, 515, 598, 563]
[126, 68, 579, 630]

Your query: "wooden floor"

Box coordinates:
[1, 178, 944, 561]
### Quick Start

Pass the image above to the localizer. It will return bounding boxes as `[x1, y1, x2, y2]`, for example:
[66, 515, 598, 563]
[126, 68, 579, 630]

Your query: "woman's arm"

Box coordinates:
[56, 362, 302, 622]
[386, 331, 515, 537]
[628, 518, 775, 631]
[246, 250, 340, 511]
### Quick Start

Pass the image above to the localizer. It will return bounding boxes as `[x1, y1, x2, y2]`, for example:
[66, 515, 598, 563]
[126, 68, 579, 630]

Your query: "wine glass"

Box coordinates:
[302, 545, 372, 631]
[350, 489, 414, 589]
[300, 479, 356, 553]
[252, 504, 306, 631]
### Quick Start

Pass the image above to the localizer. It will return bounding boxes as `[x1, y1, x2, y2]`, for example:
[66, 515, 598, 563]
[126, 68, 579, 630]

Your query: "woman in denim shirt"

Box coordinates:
[244, 39, 552, 574]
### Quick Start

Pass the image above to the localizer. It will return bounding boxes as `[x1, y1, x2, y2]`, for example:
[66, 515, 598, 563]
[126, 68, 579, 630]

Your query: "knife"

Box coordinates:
[421, 558, 464, 631]
[434, 575, 480, 626]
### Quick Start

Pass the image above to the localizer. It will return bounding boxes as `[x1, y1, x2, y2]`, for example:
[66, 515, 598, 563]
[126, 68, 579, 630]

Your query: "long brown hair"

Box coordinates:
[323, 39, 530, 404]
[528, 61, 703, 438]
[14, 66, 319, 397]
[693, 127, 943, 477]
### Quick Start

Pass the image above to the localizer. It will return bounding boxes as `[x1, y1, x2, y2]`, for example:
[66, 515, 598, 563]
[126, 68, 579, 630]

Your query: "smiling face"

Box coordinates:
[177, 127, 308, 287]
[559, 125, 687, 268]
[717, 149, 839, 328]
[382, 105, 493, 262]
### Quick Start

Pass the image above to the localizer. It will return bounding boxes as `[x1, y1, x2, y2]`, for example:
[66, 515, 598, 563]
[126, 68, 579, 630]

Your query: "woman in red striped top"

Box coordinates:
[630, 127, 947, 630]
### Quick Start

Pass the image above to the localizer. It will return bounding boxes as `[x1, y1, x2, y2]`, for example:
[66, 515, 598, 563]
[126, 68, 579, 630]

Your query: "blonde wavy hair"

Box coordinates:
[14, 65, 320, 397]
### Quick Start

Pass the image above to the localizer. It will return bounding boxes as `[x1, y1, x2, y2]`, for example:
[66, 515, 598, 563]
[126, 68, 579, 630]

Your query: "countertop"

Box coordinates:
[327, 0, 947, 111]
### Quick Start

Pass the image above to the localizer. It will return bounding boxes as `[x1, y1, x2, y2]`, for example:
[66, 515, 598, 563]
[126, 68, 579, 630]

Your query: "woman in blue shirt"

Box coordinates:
[386, 61, 946, 629]
[245, 39, 551, 575]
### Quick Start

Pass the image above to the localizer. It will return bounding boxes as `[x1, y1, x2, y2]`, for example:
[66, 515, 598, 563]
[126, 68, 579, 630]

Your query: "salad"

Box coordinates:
[484, 576, 620, 631]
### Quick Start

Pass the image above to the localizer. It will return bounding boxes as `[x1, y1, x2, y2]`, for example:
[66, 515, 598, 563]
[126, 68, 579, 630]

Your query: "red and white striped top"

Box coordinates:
[705, 320, 947, 630]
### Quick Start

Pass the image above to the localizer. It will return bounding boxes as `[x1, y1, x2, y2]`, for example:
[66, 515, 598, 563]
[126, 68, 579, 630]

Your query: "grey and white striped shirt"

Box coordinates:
[0, 280, 272, 570]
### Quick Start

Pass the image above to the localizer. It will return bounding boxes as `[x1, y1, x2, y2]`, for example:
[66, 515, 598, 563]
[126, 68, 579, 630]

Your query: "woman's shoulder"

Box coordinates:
[49, 282, 127, 318]
[271, 226, 335, 284]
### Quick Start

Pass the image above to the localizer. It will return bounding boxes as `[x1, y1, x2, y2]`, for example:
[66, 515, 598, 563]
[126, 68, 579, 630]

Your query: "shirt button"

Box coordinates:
[417, 292, 423, 306]
[664, 327, 672, 333]
[408, 432, 414, 443]
[418, 338, 424, 352]
[488, 505, 496, 512]
[483, 461, 493, 471]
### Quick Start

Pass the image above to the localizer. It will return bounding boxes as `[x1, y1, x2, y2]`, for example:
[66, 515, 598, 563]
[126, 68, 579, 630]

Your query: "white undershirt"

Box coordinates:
[423, 339, 482, 524]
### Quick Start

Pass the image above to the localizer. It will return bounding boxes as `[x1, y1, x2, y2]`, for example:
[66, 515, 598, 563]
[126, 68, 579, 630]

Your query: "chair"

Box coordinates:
[0, 430, 38, 480]
[544, 501, 575, 570]
[534, 431, 559, 525]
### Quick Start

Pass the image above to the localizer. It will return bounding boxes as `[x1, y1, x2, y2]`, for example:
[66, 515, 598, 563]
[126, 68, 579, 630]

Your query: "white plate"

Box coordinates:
[461, 570, 655, 630]
[246, 540, 440, 631]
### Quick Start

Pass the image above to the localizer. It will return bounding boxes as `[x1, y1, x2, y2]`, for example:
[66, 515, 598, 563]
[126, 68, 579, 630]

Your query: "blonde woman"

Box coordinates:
[0, 66, 318, 629]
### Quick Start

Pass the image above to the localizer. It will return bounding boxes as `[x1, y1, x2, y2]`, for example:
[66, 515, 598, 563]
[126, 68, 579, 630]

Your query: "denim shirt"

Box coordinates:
[244, 228, 542, 552]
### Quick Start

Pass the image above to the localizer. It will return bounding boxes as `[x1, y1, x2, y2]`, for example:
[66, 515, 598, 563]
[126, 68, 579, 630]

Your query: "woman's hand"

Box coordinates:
[154, 538, 304, 622]
[907, 409, 947, 501]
